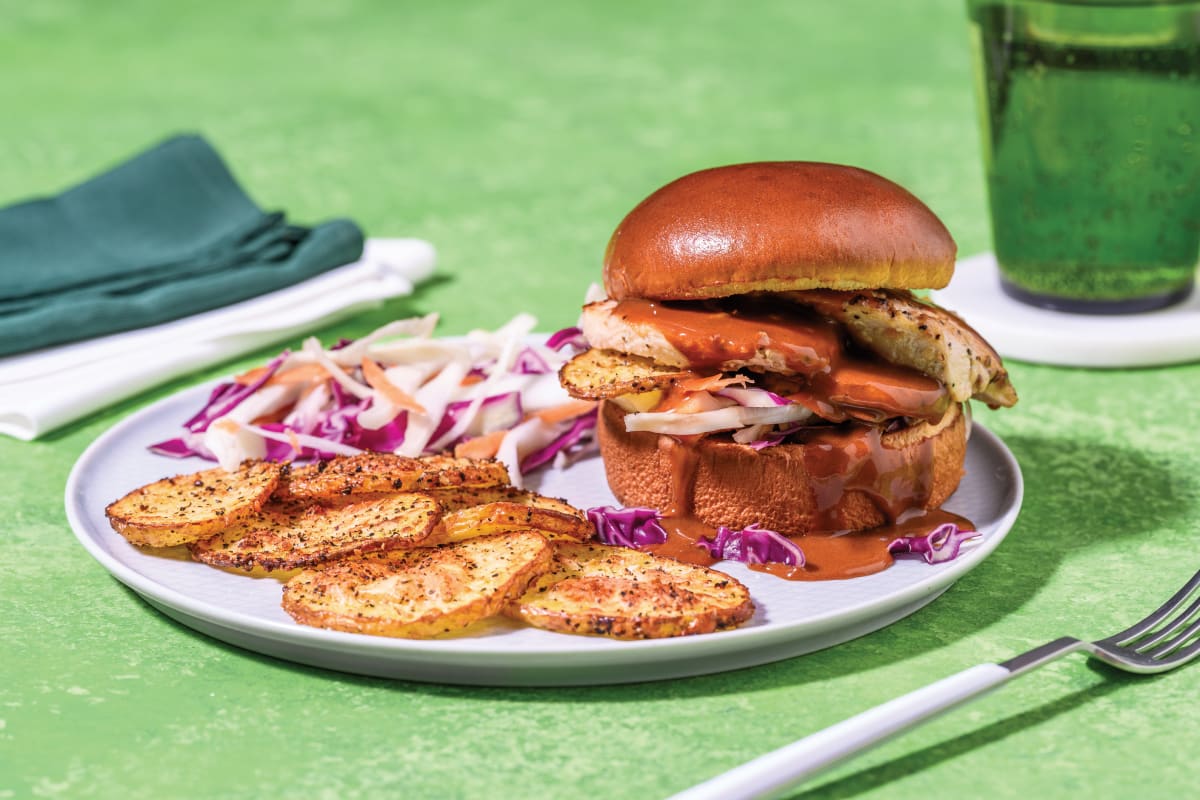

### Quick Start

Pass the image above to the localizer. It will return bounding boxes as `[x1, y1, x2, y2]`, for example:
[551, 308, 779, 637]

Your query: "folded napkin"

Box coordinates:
[0, 238, 436, 440]
[0, 133, 364, 356]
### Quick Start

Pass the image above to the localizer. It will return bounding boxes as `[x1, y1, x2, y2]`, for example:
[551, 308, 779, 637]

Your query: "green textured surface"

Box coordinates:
[2, 2, 1199, 799]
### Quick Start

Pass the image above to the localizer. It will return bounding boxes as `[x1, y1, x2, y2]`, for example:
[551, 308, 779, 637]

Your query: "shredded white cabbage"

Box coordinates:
[302, 336, 373, 400]
[206, 421, 269, 470]
[161, 313, 600, 477]
[397, 359, 471, 457]
[241, 423, 364, 458]
[624, 404, 813, 436]
[495, 416, 563, 488]
[205, 384, 302, 469]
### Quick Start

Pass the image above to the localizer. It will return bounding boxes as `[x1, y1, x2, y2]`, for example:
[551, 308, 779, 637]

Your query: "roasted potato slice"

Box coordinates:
[189, 492, 441, 571]
[431, 500, 591, 546]
[282, 532, 553, 638]
[422, 485, 537, 512]
[506, 541, 754, 639]
[278, 453, 509, 501]
[421, 485, 591, 543]
[106, 461, 282, 548]
[558, 348, 691, 400]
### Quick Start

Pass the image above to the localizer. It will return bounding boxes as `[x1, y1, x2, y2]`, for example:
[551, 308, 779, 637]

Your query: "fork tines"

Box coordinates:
[1104, 570, 1200, 664]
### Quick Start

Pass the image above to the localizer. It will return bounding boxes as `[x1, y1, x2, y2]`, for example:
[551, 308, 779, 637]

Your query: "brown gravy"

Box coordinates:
[645, 515, 719, 567]
[751, 533, 894, 581]
[644, 436, 719, 567]
[798, 423, 933, 531]
[638, 421, 975, 582]
[612, 296, 973, 582]
[748, 508, 977, 582]
[614, 297, 841, 375]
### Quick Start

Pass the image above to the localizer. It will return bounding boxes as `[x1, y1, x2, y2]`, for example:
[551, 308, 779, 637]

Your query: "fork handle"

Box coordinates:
[669, 663, 1013, 800]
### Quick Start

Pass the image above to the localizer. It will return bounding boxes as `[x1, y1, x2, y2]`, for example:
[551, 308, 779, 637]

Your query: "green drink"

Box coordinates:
[968, 0, 1200, 313]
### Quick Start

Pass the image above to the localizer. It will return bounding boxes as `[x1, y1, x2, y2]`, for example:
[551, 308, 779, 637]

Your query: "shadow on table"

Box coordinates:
[416, 433, 1182, 702]
[127, 433, 1192, 711]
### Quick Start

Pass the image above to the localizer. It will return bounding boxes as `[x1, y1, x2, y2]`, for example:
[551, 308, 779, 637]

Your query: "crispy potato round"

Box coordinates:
[189, 492, 442, 572]
[558, 347, 691, 400]
[277, 453, 510, 501]
[432, 501, 591, 544]
[423, 485, 550, 513]
[105, 461, 282, 548]
[506, 541, 754, 639]
[282, 532, 553, 638]
[423, 486, 592, 544]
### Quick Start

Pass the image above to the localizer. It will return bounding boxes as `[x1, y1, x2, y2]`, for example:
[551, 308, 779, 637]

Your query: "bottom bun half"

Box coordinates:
[596, 399, 968, 536]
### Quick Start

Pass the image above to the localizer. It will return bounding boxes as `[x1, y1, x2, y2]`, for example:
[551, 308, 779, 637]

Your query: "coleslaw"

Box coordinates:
[150, 314, 597, 487]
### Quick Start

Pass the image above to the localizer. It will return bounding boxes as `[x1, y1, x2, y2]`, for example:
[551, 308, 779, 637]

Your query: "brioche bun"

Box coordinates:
[602, 162, 956, 301]
[596, 400, 968, 536]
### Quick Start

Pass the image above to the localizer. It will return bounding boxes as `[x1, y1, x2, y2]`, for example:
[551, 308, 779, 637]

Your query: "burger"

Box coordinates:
[559, 162, 1016, 543]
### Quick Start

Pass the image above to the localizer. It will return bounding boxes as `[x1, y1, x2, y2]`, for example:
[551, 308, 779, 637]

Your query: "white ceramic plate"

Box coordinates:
[66, 383, 1023, 686]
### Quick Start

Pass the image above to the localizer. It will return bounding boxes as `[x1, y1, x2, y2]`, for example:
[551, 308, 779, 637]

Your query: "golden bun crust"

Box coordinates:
[596, 400, 967, 535]
[603, 162, 956, 301]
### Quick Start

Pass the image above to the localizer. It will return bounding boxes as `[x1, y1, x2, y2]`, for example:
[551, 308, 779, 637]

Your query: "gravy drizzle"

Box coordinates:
[613, 297, 974, 581]
[613, 298, 948, 422]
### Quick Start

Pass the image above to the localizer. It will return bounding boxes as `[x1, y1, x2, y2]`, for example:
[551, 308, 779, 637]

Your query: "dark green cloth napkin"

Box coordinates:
[0, 134, 364, 356]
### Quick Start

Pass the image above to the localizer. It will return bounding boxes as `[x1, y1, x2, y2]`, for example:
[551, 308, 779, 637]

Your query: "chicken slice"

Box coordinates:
[782, 289, 1017, 408]
[578, 293, 1016, 408]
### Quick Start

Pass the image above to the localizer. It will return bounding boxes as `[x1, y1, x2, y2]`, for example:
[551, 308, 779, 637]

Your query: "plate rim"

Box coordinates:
[65, 378, 1024, 672]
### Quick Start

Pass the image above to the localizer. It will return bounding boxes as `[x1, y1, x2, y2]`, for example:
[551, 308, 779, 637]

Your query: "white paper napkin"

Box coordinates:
[0, 237, 436, 440]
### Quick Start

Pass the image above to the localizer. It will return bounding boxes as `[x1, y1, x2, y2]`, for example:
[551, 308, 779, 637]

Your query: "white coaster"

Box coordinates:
[931, 252, 1200, 368]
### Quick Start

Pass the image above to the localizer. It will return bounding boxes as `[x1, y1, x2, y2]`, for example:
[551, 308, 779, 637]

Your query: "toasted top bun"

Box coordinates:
[603, 162, 957, 301]
[596, 400, 967, 536]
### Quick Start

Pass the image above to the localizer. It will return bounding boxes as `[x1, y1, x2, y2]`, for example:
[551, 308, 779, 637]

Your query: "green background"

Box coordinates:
[3, 1, 1199, 798]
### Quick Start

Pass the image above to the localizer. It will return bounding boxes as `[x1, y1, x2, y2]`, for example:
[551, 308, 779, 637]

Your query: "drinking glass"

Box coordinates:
[967, 0, 1200, 313]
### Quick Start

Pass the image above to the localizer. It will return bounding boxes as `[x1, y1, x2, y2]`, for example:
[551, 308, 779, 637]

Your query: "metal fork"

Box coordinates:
[670, 568, 1200, 800]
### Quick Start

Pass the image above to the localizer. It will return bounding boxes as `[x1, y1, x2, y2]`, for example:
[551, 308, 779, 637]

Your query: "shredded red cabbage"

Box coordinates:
[429, 392, 524, 448]
[546, 326, 587, 351]
[887, 523, 979, 564]
[150, 319, 596, 479]
[520, 407, 598, 473]
[183, 353, 286, 434]
[587, 506, 804, 567]
[342, 414, 409, 453]
[694, 522, 805, 566]
[587, 505, 667, 548]
[181, 383, 237, 431]
[255, 423, 342, 460]
[314, 382, 362, 441]
[148, 436, 206, 459]
[748, 421, 809, 451]
[512, 346, 553, 375]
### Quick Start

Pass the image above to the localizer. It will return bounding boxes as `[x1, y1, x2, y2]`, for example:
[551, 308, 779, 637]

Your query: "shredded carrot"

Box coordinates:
[454, 430, 507, 460]
[234, 365, 268, 385]
[212, 418, 240, 435]
[236, 362, 331, 388]
[459, 373, 485, 386]
[676, 373, 750, 393]
[249, 409, 289, 426]
[286, 429, 302, 457]
[655, 385, 735, 414]
[361, 358, 427, 414]
[533, 399, 598, 426]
